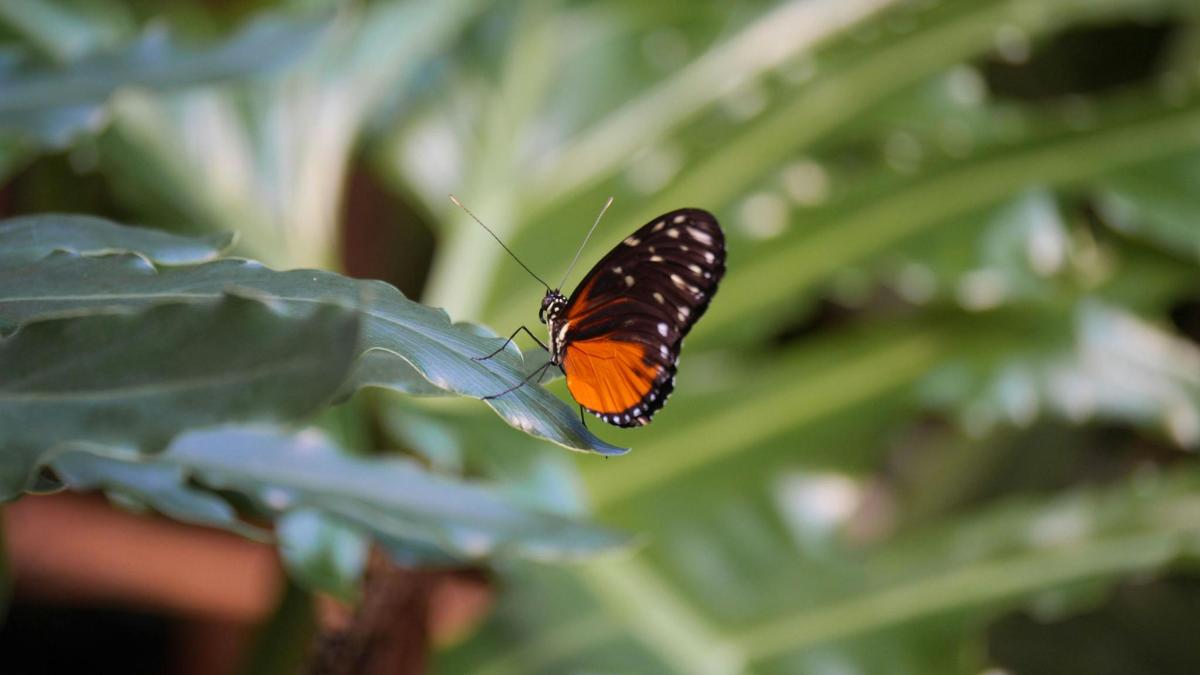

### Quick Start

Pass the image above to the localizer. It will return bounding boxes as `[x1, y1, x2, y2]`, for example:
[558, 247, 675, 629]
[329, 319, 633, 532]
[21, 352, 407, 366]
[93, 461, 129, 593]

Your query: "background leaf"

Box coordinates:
[0, 12, 329, 146]
[0, 213, 233, 266]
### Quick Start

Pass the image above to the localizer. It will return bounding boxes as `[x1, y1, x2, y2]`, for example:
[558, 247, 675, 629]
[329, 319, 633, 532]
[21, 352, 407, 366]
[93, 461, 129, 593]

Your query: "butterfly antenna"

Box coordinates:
[558, 196, 614, 291]
[449, 195, 551, 291]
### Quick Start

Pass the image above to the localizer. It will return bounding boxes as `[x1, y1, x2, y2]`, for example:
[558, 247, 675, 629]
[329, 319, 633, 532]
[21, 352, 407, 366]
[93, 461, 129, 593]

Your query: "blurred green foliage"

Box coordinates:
[2, 0, 1200, 673]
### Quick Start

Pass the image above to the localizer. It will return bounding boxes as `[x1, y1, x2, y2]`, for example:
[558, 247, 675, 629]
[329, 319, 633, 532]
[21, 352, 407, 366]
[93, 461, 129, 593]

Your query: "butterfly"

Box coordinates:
[453, 196, 725, 427]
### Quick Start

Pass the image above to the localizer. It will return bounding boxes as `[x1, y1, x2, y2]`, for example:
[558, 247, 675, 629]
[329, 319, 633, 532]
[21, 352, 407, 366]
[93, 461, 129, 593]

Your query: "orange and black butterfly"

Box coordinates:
[454, 196, 725, 427]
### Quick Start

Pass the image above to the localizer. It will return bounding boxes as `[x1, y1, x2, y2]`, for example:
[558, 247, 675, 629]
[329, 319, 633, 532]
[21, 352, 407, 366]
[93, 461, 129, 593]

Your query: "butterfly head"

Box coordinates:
[539, 290, 567, 325]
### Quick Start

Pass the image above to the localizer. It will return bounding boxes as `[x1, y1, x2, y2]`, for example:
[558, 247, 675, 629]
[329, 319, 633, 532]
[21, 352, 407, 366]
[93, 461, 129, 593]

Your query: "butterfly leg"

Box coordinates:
[473, 325, 549, 361]
[481, 361, 554, 400]
[578, 404, 588, 429]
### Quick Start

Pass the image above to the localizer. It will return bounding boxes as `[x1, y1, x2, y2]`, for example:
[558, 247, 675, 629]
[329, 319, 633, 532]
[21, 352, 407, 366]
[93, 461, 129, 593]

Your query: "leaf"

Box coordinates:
[118, 427, 627, 561]
[694, 90, 1200, 347]
[442, 465, 1200, 675]
[483, 0, 1200, 340]
[1095, 153, 1200, 262]
[53, 447, 266, 540]
[341, 347, 452, 399]
[0, 0, 133, 63]
[49, 426, 630, 569]
[0, 292, 360, 497]
[920, 301, 1200, 448]
[91, 0, 486, 269]
[0, 241, 625, 456]
[0, 13, 329, 146]
[176, 427, 630, 562]
[520, 0, 904, 217]
[0, 213, 234, 267]
[583, 322, 947, 509]
[277, 509, 369, 601]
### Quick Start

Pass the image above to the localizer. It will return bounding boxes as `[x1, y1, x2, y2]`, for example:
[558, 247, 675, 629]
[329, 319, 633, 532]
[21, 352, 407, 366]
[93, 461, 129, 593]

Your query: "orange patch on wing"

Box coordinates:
[565, 276, 599, 321]
[562, 339, 659, 414]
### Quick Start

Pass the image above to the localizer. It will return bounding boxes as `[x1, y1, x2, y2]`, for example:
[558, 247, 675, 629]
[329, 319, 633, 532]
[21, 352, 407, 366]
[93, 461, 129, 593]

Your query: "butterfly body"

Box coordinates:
[538, 208, 726, 427]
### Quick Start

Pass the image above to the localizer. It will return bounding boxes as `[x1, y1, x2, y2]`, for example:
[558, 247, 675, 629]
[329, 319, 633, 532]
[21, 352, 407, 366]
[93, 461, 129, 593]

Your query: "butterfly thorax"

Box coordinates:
[539, 290, 569, 365]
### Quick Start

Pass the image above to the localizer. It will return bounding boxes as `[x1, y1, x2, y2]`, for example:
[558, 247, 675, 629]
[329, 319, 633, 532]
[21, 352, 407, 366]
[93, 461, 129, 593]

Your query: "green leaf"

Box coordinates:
[583, 322, 946, 509]
[53, 447, 266, 539]
[483, 0, 1200, 340]
[0, 0, 133, 62]
[0, 232, 624, 456]
[519, 0, 904, 223]
[1095, 153, 1200, 262]
[0, 292, 360, 497]
[0, 213, 234, 267]
[277, 508, 368, 601]
[695, 91, 1200, 347]
[443, 466, 1200, 675]
[125, 427, 626, 561]
[921, 301, 1200, 448]
[50, 426, 629, 568]
[176, 427, 629, 562]
[0, 13, 329, 146]
[92, 0, 486, 269]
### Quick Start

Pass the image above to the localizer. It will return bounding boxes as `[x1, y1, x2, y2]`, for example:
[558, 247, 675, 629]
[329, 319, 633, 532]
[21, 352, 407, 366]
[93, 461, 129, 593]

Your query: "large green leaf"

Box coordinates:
[0, 213, 233, 267]
[0, 12, 328, 146]
[1095, 153, 1200, 262]
[0, 224, 624, 455]
[441, 465, 1200, 675]
[517, 0, 903, 219]
[921, 301, 1200, 449]
[92, 0, 486, 269]
[0, 0, 133, 62]
[480, 0, 1197, 333]
[53, 427, 631, 563]
[52, 442, 265, 539]
[0, 292, 360, 497]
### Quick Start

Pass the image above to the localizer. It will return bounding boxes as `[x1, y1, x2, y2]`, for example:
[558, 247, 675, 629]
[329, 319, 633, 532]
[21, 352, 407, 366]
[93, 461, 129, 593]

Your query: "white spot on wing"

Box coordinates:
[687, 227, 713, 245]
[653, 292, 665, 304]
[625, 275, 636, 287]
[613, 266, 622, 274]
[667, 228, 680, 238]
[688, 264, 702, 275]
[673, 214, 687, 224]
[671, 274, 686, 289]
[653, 221, 665, 232]
[624, 235, 640, 246]
[657, 322, 668, 336]
[650, 255, 663, 262]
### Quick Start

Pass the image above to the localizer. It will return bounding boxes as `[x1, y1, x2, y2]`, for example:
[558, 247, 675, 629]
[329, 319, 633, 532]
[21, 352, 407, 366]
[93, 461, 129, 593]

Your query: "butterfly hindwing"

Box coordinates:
[561, 209, 725, 427]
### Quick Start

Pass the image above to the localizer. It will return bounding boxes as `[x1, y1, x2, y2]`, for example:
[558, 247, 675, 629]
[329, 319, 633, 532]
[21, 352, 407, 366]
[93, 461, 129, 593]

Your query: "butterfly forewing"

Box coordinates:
[561, 209, 725, 427]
